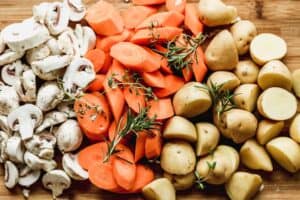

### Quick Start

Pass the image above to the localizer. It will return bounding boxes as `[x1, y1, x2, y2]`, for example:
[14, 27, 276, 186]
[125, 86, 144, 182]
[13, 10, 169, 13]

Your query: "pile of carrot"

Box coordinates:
[76, 0, 207, 194]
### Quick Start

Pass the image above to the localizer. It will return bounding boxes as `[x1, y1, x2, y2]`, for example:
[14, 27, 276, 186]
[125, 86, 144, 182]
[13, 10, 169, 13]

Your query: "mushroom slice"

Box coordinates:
[4, 161, 19, 189]
[46, 37, 62, 55]
[18, 170, 41, 187]
[74, 24, 96, 56]
[62, 153, 88, 180]
[0, 131, 9, 163]
[7, 104, 43, 140]
[24, 151, 57, 172]
[31, 55, 72, 74]
[32, 2, 52, 24]
[5, 136, 24, 163]
[0, 84, 19, 115]
[36, 81, 64, 112]
[64, 0, 86, 22]
[36, 111, 68, 133]
[63, 57, 95, 96]
[0, 49, 24, 66]
[0, 115, 11, 135]
[45, 2, 70, 35]
[25, 43, 51, 64]
[0, 32, 5, 54]
[58, 29, 80, 57]
[1, 60, 29, 86]
[42, 170, 71, 198]
[57, 102, 76, 118]
[31, 64, 65, 81]
[15, 69, 37, 103]
[1, 20, 50, 52]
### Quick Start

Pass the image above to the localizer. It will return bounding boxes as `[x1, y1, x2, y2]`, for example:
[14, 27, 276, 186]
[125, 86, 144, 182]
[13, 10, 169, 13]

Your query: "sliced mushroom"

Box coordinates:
[63, 57, 95, 96]
[36, 81, 64, 112]
[0, 32, 6, 54]
[62, 153, 88, 180]
[42, 169, 71, 198]
[74, 24, 96, 56]
[58, 28, 80, 57]
[0, 49, 24, 66]
[1, 60, 29, 86]
[24, 151, 57, 172]
[7, 104, 43, 140]
[46, 37, 62, 55]
[32, 2, 52, 24]
[55, 119, 83, 153]
[64, 0, 86, 22]
[0, 84, 19, 115]
[36, 111, 68, 133]
[31, 64, 65, 81]
[0, 115, 11, 135]
[5, 136, 25, 163]
[4, 161, 19, 189]
[31, 55, 72, 74]
[25, 43, 51, 64]
[45, 2, 70, 35]
[57, 102, 76, 118]
[18, 169, 41, 187]
[15, 69, 37, 103]
[0, 131, 9, 163]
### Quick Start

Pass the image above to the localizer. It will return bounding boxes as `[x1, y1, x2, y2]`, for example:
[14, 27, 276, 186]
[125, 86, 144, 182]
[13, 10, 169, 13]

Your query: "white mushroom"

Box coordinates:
[1, 60, 29, 86]
[58, 29, 80, 57]
[0, 84, 20, 115]
[45, 2, 70, 35]
[15, 69, 37, 103]
[7, 104, 43, 140]
[25, 43, 51, 64]
[31, 55, 72, 74]
[31, 64, 65, 81]
[55, 119, 83, 153]
[4, 161, 19, 189]
[36, 81, 64, 112]
[62, 57, 95, 96]
[0, 49, 24, 66]
[0, 115, 11, 135]
[46, 37, 62, 55]
[64, 0, 86, 22]
[0, 131, 9, 163]
[5, 136, 25, 163]
[57, 102, 76, 118]
[0, 32, 6, 54]
[32, 2, 52, 24]
[24, 151, 57, 172]
[74, 24, 96, 56]
[62, 153, 88, 180]
[18, 169, 41, 187]
[36, 111, 68, 133]
[42, 169, 71, 198]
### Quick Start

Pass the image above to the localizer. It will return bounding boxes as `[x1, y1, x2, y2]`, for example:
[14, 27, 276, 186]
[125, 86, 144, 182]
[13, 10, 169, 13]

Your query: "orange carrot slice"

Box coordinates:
[184, 3, 204, 36]
[147, 98, 174, 120]
[192, 48, 207, 82]
[132, 0, 166, 6]
[155, 45, 173, 74]
[100, 53, 113, 74]
[111, 59, 126, 82]
[166, 0, 186, 13]
[134, 131, 147, 162]
[85, 49, 106, 73]
[145, 129, 162, 159]
[127, 164, 155, 193]
[182, 66, 193, 82]
[123, 86, 146, 113]
[154, 75, 184, 98]
[121, 6, 157, 29]
[142, 71, 165, 88]
[87, 74, 106, 92]
[96, 29, 132, 52]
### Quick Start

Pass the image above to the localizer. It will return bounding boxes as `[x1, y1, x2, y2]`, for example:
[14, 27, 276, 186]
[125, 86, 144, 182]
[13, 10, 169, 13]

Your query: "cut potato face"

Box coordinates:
[290, 114, 300, 143]
[234, 60, 259, 84]
[163, 116, 197, 142]
[250, 33, 287, 65]
[207, 71, 240, 91]
[163, 172, 195, 191]
[142, 178, 176, 200]
[257, 87, 297, 121]
[292, 69, 300, 98]
[233, 84, 260, 112]
[257, 60, 292, 91]
[267, 137, 300, 173]
[256, 120, 284, 145]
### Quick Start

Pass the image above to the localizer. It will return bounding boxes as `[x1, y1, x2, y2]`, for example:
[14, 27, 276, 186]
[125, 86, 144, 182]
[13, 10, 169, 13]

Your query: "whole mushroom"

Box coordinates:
[42, 170, 71, 198]
[0, 83, 19, 115]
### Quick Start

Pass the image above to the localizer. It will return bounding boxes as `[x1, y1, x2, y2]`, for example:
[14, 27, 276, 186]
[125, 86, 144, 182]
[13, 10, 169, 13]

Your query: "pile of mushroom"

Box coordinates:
[0, 0, 94, 198]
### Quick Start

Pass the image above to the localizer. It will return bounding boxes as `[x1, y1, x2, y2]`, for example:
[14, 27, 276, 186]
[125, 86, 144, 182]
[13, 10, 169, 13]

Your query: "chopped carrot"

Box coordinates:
[81, 126, 106, 141]
[111, 59, 126, 82]
[182, 66, 193, 82]
[85, 49, 106, 73]
[123, 86, 146, 113]
[147, 98, 174, 120]
[87, 74, 106, 92]
[74, 93, 110, 136]
[121, 6, 157, 29]
[166, 0, 186, 13]
[100, 53, 113, 74]
[155, 45, 173, 74]
[131, 26, 183, 45]
[108, 113, 130, 144]
[132, 0, 166, 6]
[184, 3, 204, 36]
[134, 131, 147, 162]
[154, 75, 184, 98]
[96, 29, 132, 52]
[85, 1, 124, 36]
[142, 47, 162, 72]
[192, 48, 207, 82]
[142, 71, 165, 88]
[112, 144, 136, 190]
[136, 11, 184, 30]
[145, 129, 162, 159]
[128, 164, 155, 193]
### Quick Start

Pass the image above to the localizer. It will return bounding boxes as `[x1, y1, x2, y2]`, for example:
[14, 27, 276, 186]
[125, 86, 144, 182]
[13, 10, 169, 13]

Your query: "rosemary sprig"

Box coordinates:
[195, 161, 217, 190]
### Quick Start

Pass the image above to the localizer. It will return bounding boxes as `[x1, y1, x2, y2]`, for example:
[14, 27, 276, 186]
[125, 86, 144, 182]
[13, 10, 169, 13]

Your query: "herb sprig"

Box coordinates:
[195, 161, 217, 190]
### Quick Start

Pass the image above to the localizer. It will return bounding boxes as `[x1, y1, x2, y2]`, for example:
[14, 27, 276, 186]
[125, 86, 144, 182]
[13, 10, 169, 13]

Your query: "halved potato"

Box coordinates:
[240, 139, 273, 171]
[233, 84, 260, 112]
[257, 60, 292, 90]
[142, 178, 176, 200]
[256, 120, 284, 145]
[164, 172, 195, 191]
[292, 69, 300, 98]
[250, 33, 287, 65]
[257, 87, 297, 121]
[163, 116, 197, 142]
[234, 60, 259, 84]
[207, 71, 240, 91]
[266, 137, 300, 173]
[290, 114, 300, 143]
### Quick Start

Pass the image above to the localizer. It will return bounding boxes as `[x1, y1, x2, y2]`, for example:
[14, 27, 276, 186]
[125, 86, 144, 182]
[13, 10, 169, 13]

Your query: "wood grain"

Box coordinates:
[0, 0, 300, 199]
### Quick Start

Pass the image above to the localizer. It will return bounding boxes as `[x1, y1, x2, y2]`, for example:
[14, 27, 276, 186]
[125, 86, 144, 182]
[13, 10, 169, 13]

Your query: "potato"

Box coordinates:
[195, 123, 220, 156]
[205, 30, 239, 71]
[142, 178, 176, 200]
[233, 84, 260, 112]
[198, 0, 238, 27]
[234, 60, 259, 84]
[240, 139, 273, 171]
[163, 116, 197, 142]
[250, 33, 287, 65]
[164, 172, 195, 191]
[230, 20, 257, 55]
[257, 60, 292, 90]
[161, 141, 196, 175]
[196, 145, 239, 185]
[267, 137, 300, 173]
[225, 172, 263, 200]
[173, 82, 212, 118]
[290, 114, 300, 143]
[207, 71, 240, 91]
[292, 69, 300, 98]
[257, 87, 297, 121]
[256, 120, 284, 145]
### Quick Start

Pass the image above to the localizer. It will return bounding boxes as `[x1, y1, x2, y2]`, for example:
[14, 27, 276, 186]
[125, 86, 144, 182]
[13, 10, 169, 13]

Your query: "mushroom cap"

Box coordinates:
[0, 49, 24, 68]
[45, 2, 70, 35]
[1, 60, 29, 86]
[62, 153, 88, 180]
[18, 170, 41, 187]
[0, 84, 19, 115]
[42, 169, 71, 197]
[4, 161, 19, 189]
[64, 0, 86, 22]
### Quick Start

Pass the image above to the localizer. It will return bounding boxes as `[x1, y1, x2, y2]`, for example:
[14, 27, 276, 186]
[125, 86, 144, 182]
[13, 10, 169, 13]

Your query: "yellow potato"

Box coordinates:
[142, 178, 176, 200]
[207, 71, 240, 91]
[233, 84, 260, 112]
[225, 172, 263, 200]
[256, 120, 284, 145]
[290, 114, 300, 143]
[164, 172, 195, 191]
[173, 82, 212, 118]
[240, 139, 273, 171]
[257, 60, 292, 91]
[266, 137, 300, 173]
[292, 69, 300, 98]
[163, 116, 197, 142]
[257, 87, 297, 121]
[234, 60, 259, 84]
[195, 122, 220, 156]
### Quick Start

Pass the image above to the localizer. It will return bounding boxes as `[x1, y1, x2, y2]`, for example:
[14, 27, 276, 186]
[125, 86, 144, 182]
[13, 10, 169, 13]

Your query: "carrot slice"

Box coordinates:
[112, 144, 136, 190]
[123, 86, 146, 113]
[142, 47, 162, 72]
[96, 29, 132, 52]
[87, 74, 106, 92]
[121, 6, 157, 29]
[184, 3, 204, 36]
[74, 93, 110, 136]
[142, 71, 165, 88]
[85, 49, 106, 73]
[182, 66, 193, 82]
[131, 27, 183, 45]
[154, 75, 184, 98]
[100, 53, 113, 74]
[147, 98, 174, 120]
[111, 59, 126, 82]
[166, 0, 186, 13]
[85, 1, 124, 36]
[136, 11, 184, 30]
[192, 48, 207, 82]
[134, 131, 147, 162]
[128, 164, 155, 193]
[155, 45, 173, 74]
[132, 0, 166, 6]
[145, 129, 162, 159]
[81, 125, 106, 141]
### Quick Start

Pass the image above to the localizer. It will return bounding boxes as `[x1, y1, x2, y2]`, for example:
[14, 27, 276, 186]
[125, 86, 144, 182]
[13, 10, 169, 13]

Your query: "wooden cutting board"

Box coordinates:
[0, 0, 300, 199]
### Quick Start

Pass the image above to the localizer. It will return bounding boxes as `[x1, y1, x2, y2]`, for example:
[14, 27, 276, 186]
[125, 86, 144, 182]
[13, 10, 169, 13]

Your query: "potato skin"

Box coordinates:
[230, 20, 257, 55]
[290, 114, 300, 143]
[234, 60, 259, 84]
[233, 84, 260, 112]
[163, 172, 195, 191]
[256, 120, 284, 145]
[142, 178, 176, 200]
[292, 69, 300, 98]
[195, 123, 220, 156]
[207, 71, 240, 91]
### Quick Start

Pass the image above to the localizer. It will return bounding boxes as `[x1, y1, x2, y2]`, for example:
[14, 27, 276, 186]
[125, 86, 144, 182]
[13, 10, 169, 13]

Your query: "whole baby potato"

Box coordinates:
[234, 60, 259, 84]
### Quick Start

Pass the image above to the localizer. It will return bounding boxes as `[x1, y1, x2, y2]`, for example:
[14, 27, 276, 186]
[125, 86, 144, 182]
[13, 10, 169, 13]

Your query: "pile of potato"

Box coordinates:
[142, 0, 300, 200]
